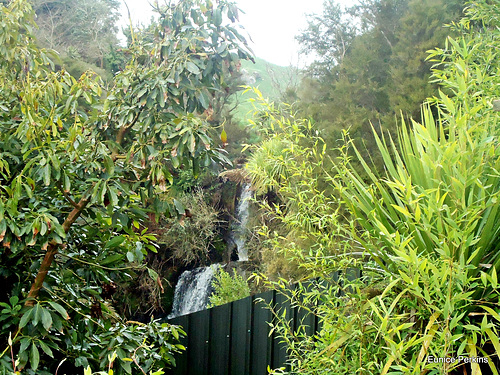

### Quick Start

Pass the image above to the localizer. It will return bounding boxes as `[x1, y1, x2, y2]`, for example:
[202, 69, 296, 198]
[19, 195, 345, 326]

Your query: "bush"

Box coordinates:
[208, 268, 250, 307]
[158, 190, 219, 265]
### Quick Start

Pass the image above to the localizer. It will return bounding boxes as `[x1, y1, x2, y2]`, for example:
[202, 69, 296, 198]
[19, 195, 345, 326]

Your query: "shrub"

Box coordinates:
[208, 268, 250, 307]
[158, 190, 219, 265]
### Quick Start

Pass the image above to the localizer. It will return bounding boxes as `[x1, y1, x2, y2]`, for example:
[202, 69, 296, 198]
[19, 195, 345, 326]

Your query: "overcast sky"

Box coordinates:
[118, 0, 349, 66]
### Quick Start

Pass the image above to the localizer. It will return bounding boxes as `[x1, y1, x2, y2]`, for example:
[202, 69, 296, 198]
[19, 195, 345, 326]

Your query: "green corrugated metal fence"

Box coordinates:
[166, 269, 360, 375]
[166, 289, 318, 375]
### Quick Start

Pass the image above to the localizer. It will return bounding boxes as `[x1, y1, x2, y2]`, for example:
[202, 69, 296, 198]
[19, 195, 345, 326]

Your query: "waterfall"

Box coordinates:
[230, 183, 252, 261]
[168, 265, 219, 318]
[168, 183, 253, 318]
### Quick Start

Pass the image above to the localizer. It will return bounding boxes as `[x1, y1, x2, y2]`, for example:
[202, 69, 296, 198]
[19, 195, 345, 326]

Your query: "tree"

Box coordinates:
[296, 0, 357, 72]
[295, 0, 464, 156]
[0, 0, 252, 373]
[32, 0, 121, 73]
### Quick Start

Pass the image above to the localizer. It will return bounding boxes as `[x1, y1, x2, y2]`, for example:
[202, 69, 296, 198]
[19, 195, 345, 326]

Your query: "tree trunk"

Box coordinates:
[25, 196, 90, 307]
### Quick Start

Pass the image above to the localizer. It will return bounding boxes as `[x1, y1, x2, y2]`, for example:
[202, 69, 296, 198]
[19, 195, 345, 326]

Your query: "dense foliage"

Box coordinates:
[295, 0, 465, 156]
[208, 268, 250, 308]
[248, 0, 500, 373]
[158, 190, 219, 265]
[0, 0, 252, 373]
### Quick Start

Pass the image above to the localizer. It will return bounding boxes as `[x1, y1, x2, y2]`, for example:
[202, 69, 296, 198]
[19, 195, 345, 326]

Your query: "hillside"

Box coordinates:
[232, 57, 298, 121]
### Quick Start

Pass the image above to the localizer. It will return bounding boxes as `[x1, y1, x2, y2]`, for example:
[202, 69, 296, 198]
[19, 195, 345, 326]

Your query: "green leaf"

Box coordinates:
[101, 254, 124, 265]
[51, 312, 63, 332]
[147, 268, 159, 281]
[30, 343, 40, 370]
[173, 199, 185, 215]
[43, 164, 51, 186]
[33, 304, 42, 326]
[49, 301, 69, 320]
[213, 8, 222, 26]
[9, 296, 19, 307]
[216, 42, 227, 54]
[186, 61, 201, 75]
[462, 324, 480, 331]
[108, 188, 118, 207]
[19, 307, 34, 328]
[193, 158, 200, 178]
[104, 155, 115, 176]
[38, 340, 54, 358]
[199, 91, 210, 109]
[172, 156, 180, 168]
[19, 337, 31, 353]
[41, 307, 52, 330]
[188, 133, 196, 154]
[105, 236, 125, 249]
[491, 267, 497, 289]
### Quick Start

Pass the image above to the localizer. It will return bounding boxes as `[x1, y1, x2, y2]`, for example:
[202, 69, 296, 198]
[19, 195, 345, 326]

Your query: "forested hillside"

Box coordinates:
[235, 57, 298, 119]
[31, 0, 122, 79]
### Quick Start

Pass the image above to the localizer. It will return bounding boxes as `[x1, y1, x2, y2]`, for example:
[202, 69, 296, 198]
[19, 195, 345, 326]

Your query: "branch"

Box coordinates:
[57, 253, 141, 271]
[25, 194, 91, 307]
[56, 181, 79, 209]
[379, 29, 393, 50]
[122, 0, 136, 44]
[62, 195, 90, 233]
[132, 344, 149, 375]
[111, 107, 144, 161]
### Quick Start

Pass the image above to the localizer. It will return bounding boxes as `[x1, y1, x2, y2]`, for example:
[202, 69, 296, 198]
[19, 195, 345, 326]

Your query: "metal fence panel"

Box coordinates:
[230, 296, 252, 375]
[209, 303, 231, 375]
[189, 309, 210, 375]
[250, 291, 272, 375]
[166, 270, 360, 375]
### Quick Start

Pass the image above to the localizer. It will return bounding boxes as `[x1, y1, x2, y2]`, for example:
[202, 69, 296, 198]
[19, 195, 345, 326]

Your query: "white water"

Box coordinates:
[168, 265, 219, 318]
[230, 183, 252, 261]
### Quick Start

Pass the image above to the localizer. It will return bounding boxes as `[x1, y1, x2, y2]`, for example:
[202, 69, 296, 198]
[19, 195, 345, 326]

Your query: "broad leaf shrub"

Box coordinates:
[247, 1, 500, 373]
[0, 0, 252, 373]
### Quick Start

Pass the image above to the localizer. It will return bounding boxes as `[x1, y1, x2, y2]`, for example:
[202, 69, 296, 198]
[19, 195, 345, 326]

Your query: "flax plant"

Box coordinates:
[335, 103, 500, 289]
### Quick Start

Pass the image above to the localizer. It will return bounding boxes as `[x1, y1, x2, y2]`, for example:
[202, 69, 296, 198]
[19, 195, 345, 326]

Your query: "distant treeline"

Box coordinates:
[293, 0, 464, 156]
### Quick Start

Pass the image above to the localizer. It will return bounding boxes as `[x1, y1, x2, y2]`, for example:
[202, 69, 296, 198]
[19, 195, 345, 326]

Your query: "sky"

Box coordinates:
[118, 0, 349, 67]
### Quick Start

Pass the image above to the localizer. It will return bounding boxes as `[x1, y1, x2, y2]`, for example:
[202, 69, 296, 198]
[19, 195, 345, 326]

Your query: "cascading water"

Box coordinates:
[168, 265, 219, 318]
[229, 183, 252, 261]
[168, 183, 252, 318]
